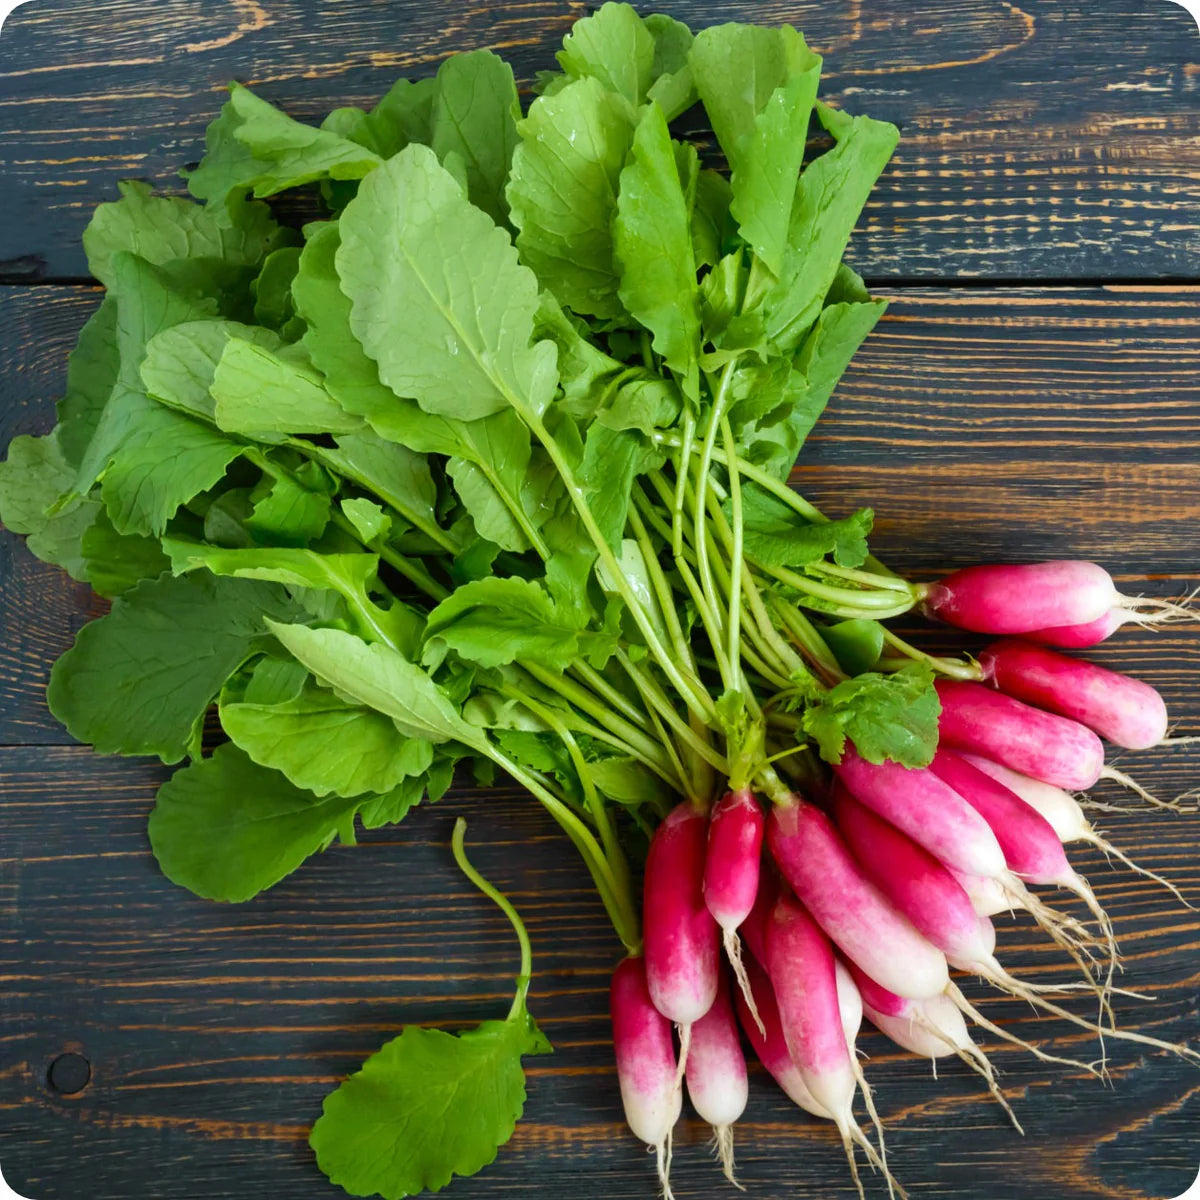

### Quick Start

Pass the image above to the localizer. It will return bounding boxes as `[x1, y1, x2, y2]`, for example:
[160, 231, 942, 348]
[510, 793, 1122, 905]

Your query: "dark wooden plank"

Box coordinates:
[0, 748, 1197, 1200]
[0, 0, 1196, 283]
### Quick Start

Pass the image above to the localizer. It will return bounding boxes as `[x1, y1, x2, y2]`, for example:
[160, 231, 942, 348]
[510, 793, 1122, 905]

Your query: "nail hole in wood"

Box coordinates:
[47, 1052, 91, 1095]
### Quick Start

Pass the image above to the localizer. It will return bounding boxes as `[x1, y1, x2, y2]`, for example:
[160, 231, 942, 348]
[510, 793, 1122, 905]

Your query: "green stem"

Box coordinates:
[672, 410, 697, 558]
[526, 414, 714, 723]
[720, 414, 745, 695]
[627, 502, 697, 675]
[329, 510, 449, 602]
[450, 817, 534, 1019]
[762, 560, 918, 612]
[878, 630, 984, 681]
[772, 599, 847, 682]
[813, 561, 913, 594]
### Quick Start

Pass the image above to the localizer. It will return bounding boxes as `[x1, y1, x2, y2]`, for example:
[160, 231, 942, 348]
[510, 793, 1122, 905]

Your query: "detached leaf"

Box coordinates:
[615, 102, 701, 399]
[221, 678, 433, 797]
[339, 144, 557, 422]
[149, 744, 362, 901]
[734, 486, 872, 569]
[47, 573, 300, 763]
[507, 77, 637, 319]
[0, 433, 98, 580]
[802, 664, 941, 768]
[311, 1004, 549, 1199]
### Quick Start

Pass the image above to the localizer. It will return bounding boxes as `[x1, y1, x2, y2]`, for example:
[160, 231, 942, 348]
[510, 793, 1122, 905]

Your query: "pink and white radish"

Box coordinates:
[764, 893, 896, 1198]
[964, 755, 1195, 909]
[643, 801, 721, 1066]
[767, 794, 950, 1000]
[684, 972, 747, 1186]
[979, 639, 1168, 750]
[833, 746, 1007, 878]
[935, 679, 1105, 791]
[1025, 609, 1134, 649]
[703, 787, 766, 1027]
[611, 956, 682, 1198]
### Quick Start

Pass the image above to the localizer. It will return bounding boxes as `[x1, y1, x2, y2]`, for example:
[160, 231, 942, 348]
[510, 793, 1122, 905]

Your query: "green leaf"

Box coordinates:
[431, 50, 521, 224]
[614, 102, 701, 399]
[83, 179, 284, 290]
[57, 297, 120, 468]
[822, 619, 885, 676]
[729, 45, 822, 275]
[188, 83, 384, 206]
[556, 2, 655, 106]
[589, 756, 671, 807]
[734, 486, 872, 569]
[340, 497, 390, 544]
[356, 773, 431, 830]
[148, 744, 362, 901]
[221, 678, 433, 797]
[163, 539, 377, 595]
[507, 77, 637, 319]
[802, 663, 941, 768]
[252, 245, 304, 332]
[424, 577, 615, 672]
[267, 622, 484, 747]
[311, 1006, 550, 1199]
[578, 423, 663, 552]
[212, 337, 362, 436]
[338, 144, 557, 421]
[764, 108, 899, 353]
[691, 169, 734, 269]
[47, 573, 299, 763]
[644, 13, 697, 120]
[321, 430, 438, 539]
[80, 509, 169, 597]
[142, 319, 282, 422]
[245, 470, 332, 546]
[0, 433, 98, 580]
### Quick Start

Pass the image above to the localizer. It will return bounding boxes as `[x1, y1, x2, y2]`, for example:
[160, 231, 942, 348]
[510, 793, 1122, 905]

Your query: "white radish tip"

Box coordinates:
[710, 1125, 744, 1191]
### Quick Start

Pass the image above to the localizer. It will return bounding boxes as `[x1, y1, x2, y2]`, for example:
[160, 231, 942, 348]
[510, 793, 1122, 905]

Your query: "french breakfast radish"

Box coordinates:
[935, 679, 1105, 790]
[768, 795, 950, 999]
[764, 894, 895, 1199]
[611, 956, 682, 1198]
[704, 787, 766, 1027]
[643, 802, 721, 1063]
[921, 561, 1119, 634]
[979, 639, 1168, 750]
[833, 746, 1006, 878]
[684, 972, 747, 1186]
[1025, 609, 1132, 649]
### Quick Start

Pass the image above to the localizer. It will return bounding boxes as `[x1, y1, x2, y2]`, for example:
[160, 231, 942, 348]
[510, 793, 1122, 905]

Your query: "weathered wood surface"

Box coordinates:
[1, 280, 1199, 1198]
[0, 0, 1197, 284]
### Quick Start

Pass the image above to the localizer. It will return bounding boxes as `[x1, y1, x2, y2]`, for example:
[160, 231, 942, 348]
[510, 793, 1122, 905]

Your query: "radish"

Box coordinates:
[832, 787, 1002, 974]
[964, 755, 1195, 910]
[921, 561, 1119, 634]
[764, 893, 896, 1199]
[1025, 609, 1133, 649]
[835, 959, 864, 1042]
[611, 956, 682, 1199]
[833, 746, 1007, 878]
[935, 679, 1105, 790]
[767, 795, 950, 1000]
[704, 787, 766, 1028]
[643, 801, 721, 1066]
[979, 639, 1168, 750]
[684, 972, 747, 1186]
[736, 954, 830, 1120]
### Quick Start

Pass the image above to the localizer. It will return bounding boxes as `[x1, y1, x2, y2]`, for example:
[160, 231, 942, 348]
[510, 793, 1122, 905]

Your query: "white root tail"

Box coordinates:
[710, 1125, 744, 1191]
[1083, 829, 1197, 911]
[1100, 766, 1196, 813]
[850, 1056, 905, 1200]
[674, 1022, 691, 1089]
[655, 1132, 676, 1200]
[725, 928, 765, 1038]
[1117, 588, 1200, 624]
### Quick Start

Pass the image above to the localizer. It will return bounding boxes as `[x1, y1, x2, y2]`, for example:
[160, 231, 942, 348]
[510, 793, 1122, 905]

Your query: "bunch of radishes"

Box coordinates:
[610, 561, 1197, 1199]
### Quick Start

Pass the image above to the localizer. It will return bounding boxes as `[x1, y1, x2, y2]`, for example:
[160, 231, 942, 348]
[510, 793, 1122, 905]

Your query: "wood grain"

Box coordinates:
[0, 0, 1196, 283]
[0, 749, 1197, 1200]
[1, 276, 1199, 1197]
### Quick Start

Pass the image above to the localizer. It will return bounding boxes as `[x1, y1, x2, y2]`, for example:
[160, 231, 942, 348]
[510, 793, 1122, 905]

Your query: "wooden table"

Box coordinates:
[1, 2, 1198, 1197]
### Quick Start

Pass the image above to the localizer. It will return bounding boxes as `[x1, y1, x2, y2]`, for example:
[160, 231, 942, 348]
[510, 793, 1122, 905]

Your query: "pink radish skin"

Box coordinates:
[643, 802, 720, 1026]
[922, 561, 1117, 634]
[768, 796, 950, 999]
[703, 788, 765, 929]
[930, 750, 1080, 887]
[979, 639, 1168, 750]
[611, 957, 682, 1148]
[736, 956, 831, 1119]
[764, 895, 858, 1123]
[962, 755, 1086, 842]
[833, 746, 1006, 878]
[1026, 609, 1131, 649]
[833, 787, 999, 972]
[936, 679, 1105, 790]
